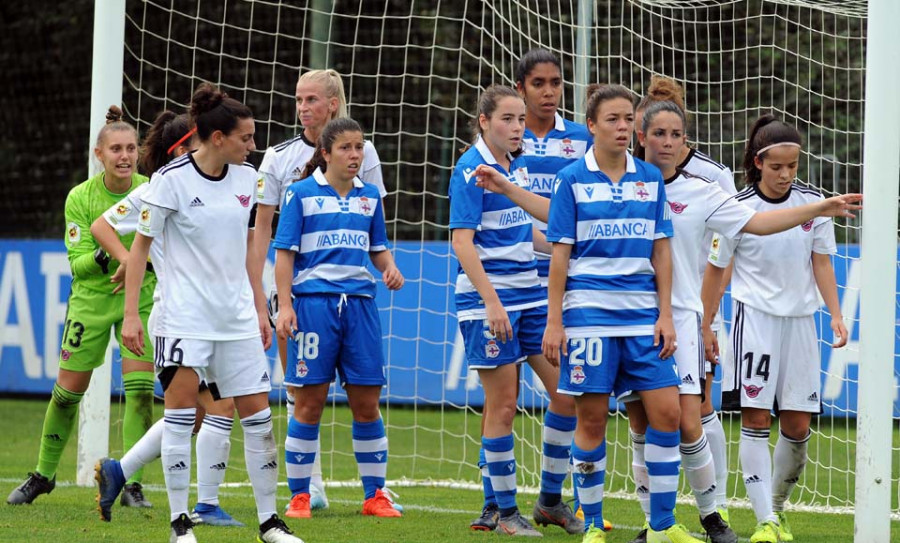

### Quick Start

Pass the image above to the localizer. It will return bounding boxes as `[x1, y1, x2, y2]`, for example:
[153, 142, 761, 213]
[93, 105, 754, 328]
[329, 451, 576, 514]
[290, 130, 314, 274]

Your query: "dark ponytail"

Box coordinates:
[189, 82, 253, 141]
[139, 111, 194, 175]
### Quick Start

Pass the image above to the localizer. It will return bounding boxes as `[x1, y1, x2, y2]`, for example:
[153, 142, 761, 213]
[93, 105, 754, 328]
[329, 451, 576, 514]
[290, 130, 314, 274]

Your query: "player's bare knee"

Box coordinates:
[742, 408, 771, 429]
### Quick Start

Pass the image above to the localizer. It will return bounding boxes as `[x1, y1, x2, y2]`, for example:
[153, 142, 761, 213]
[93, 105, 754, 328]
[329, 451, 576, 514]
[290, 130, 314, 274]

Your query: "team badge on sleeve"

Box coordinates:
[256, 177, 265, 199]
[708, 234, 721, 262]
[137, 205, 152, 234]
[115, 203, 131, 217]
[66, 222, 81, 245]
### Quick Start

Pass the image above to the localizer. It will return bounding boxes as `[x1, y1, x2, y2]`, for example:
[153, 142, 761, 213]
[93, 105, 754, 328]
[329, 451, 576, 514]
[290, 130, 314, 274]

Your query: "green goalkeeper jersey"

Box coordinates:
[64, 171, 155, 294]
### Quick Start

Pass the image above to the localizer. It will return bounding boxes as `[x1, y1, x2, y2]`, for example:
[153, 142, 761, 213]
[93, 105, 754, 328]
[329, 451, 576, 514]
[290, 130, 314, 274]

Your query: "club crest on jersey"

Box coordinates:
[66, 222, 81, 245]
[485, 340, 500, 359]
[512, 167, 529, 188]
[358, 196, 374, 216]
[296, 360, 309, 378]
[633, 181, 650, 201]
[570, 365, 586, 385]
[561, 138, 576, 158]
[801, 219, 813, 232]
[115, 203, 131, 216]
[235, 194, 251, 207]
[743, 383, 764, 398]
[668, 201, 688, 214]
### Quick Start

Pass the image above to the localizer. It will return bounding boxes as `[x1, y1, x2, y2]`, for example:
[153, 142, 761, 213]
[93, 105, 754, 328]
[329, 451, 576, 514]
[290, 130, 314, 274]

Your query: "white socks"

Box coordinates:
[162, 408, 196, 521]
[195, 414, 233, 506]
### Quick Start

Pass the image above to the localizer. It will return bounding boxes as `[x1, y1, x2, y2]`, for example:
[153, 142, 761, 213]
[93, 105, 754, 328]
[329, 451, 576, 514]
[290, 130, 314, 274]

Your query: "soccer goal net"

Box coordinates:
[109, 0, 893, 519]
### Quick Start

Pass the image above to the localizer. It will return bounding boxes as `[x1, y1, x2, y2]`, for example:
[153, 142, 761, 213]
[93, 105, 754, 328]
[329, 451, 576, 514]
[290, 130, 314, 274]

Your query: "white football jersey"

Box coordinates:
[665, 172, 755, 315]
[102, 182, 166, 302]
[257, 133, 386, 209]
[138, 152, 260, 340]
[680, 149, 737, 278]
[709, 182, 836, 317]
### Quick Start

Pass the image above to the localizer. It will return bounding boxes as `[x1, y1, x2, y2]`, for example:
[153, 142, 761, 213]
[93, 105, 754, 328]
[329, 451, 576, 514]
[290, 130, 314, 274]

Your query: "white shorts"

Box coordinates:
[673, 309, 703, 396]
[155, 335, 271, 399]
[724, 301, 820, 413]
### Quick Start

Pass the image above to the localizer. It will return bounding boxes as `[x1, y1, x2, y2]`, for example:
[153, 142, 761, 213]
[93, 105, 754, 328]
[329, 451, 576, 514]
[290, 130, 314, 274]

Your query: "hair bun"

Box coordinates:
[105, 105, 124, 124]
[189, 82, 226, 118]
[647, 76, 684, 106]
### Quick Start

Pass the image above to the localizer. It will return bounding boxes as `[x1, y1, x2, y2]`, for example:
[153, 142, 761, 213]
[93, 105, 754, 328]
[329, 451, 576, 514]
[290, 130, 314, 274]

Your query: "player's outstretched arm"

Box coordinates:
[370, 249, 404, 290]
[742, 193, 861, 236]
[473, 164, 550, 222]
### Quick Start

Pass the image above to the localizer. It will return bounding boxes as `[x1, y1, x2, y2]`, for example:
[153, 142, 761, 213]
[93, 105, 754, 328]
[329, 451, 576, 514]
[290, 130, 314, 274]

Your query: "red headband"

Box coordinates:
[167, 127, 197, 156]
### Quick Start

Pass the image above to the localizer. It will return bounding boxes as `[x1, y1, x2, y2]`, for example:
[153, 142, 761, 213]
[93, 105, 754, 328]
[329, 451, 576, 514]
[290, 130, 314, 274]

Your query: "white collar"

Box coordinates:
[553, 112, 566, 132]
[584, 147, 636, 174]
[474, 135, 514, 166]
[313, 167, 364, 188]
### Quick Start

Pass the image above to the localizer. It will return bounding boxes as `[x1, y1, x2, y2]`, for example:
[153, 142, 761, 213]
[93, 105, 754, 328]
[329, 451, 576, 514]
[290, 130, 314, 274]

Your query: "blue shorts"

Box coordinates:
[557, 334, 680, 396]
[284, 294, 386, 387]
[459, 304, 547, 369]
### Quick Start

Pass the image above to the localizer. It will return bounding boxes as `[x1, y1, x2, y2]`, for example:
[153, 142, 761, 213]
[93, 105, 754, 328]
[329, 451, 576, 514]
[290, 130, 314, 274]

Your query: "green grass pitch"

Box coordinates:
[0, 398, 897, 542]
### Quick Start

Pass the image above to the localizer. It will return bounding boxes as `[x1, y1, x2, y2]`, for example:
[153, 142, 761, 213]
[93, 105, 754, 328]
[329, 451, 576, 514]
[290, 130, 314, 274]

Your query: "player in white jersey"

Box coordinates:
[251, 69, 392, 512]
[90, 111, 244, 527]
[632, 77, 737, 531]
[629, 101, 859, 543]
[701, 115, 855, 543]
[120, 83, 303, 543]
[450, 85, 548, 537]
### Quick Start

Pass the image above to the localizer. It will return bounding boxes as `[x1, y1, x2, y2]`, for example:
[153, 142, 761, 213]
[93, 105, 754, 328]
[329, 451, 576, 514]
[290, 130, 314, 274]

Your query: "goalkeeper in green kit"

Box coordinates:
[7, 106, 157, 509]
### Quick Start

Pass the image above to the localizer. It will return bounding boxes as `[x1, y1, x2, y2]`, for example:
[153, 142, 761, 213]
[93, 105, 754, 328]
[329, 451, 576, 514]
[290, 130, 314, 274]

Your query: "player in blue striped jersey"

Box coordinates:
[449, 85, 546, 537]
[513, 49, 594, 534]
[476, 85, 687, 543]
[273, 118, 404, 520]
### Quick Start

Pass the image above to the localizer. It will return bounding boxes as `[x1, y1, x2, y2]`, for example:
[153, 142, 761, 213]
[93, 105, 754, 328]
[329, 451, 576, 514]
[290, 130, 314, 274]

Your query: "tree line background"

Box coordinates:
[0, 0, 866, 240]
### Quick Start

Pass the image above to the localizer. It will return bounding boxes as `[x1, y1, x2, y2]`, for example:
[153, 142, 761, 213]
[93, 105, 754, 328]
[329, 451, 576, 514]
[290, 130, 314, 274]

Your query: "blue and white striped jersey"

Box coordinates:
[521, 113, 592, 281]
[273, 168, 389, 298]
[449, 136, 546, 321]
[546, 150, 673, 337]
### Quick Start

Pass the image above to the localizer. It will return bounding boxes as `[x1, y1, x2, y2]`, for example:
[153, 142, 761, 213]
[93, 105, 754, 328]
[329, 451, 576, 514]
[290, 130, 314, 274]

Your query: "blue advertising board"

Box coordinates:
[0, 240, 896, 417]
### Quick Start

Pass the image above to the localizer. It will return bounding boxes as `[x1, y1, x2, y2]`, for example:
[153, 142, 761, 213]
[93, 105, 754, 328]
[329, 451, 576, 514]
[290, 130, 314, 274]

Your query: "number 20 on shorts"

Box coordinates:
[568, 337, 603, 366]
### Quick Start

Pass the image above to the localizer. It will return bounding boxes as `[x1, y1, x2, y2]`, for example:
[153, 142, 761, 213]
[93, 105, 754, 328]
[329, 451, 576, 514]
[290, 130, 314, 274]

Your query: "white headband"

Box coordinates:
[756, 142, 801, 156]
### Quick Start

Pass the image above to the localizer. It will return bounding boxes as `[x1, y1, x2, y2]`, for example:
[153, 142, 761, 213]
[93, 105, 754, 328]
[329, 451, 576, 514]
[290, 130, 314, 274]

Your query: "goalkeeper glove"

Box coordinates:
[94, 248, 111, 274]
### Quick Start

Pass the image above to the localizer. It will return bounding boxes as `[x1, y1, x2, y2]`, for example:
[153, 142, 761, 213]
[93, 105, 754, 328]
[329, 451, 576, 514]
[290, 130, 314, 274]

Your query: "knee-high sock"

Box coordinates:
[121, 418, 164, 480]
[196, 414, 233, 506]
[630, 431, 650, 522]
[701, 410, 729, 509]
[310, 441, 325, 492]
[740, 427, 775, 523]
[539, 411, 576, 507]
[479, 447, 497, 508]
[122, 371, 155, 484]
[483, 434, 517, 516]
[242, 408, 278, 525]
[162, 408, 195, 522]
[681, 432, 717, 518]
[772, 430, 810, 512]
[645, 427, 680, 532]
[572, 440, 606, 531]
[353, 419, 388, 499]
[285, 418, 318, 496]
[36, 384, 84, 479]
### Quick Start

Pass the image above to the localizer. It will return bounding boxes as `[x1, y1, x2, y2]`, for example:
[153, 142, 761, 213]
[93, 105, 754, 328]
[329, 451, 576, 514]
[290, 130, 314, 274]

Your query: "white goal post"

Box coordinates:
[78, 2, 898, 541]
